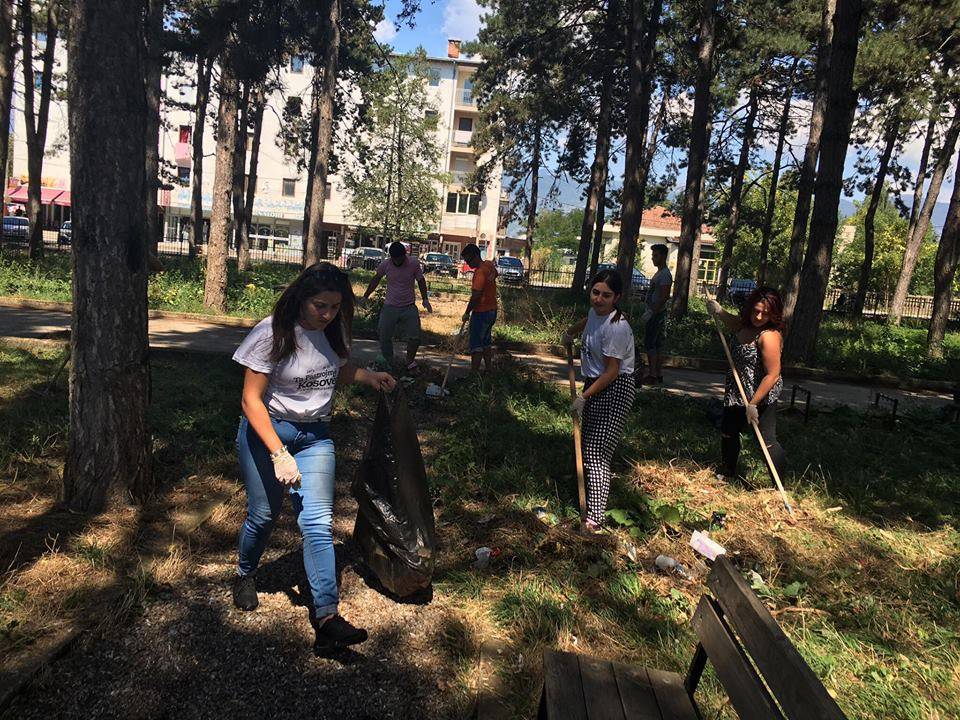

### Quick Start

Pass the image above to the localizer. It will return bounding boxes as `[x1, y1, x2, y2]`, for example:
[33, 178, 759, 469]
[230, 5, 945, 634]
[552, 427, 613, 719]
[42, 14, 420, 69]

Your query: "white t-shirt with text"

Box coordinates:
[580, 308, 636, 378]
[232, 317, 347, 422]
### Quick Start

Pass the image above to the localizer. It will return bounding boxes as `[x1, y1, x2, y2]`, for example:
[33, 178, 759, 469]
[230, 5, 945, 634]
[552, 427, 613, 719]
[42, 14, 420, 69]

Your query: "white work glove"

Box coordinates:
[745, 403, 759, 425]
[641, 308, 653, 325]
[271, 446, 301, 486]
[562, 332, 574, 348]
[571, 393, 586, 418]
[706, 299, 722, 317]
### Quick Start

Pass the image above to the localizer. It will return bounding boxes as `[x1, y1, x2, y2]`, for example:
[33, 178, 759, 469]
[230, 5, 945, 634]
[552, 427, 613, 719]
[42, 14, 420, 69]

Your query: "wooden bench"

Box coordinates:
[538, 556, 847, 719]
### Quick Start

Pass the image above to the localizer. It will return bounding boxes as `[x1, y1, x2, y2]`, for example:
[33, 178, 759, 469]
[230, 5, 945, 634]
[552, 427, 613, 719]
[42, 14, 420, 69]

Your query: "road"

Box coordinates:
[0, 304, 953, 411]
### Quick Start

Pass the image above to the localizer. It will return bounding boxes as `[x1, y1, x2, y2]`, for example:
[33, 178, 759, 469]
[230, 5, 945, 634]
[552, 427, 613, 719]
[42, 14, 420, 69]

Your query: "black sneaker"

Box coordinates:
[232, 574, 258, 611]
[313, 615, 368, 653]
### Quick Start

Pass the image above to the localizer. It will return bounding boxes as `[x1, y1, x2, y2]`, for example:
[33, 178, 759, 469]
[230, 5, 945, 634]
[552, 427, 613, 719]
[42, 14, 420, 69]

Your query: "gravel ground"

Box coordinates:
[3, 398, 473, 720]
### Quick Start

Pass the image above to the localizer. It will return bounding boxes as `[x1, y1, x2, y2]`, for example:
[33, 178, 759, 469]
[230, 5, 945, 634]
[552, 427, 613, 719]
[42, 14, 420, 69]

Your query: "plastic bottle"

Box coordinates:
[655, 554, 691, 580]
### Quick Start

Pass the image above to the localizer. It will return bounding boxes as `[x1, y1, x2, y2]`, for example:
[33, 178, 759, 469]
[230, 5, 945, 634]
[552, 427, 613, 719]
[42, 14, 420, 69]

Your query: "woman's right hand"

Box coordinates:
[706, 299, 722, 317]
[271, 446, 301, 486]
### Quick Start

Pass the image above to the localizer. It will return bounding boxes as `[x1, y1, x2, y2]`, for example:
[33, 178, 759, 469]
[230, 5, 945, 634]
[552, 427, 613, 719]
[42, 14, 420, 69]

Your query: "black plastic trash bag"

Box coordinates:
[352, 385, 436, 598]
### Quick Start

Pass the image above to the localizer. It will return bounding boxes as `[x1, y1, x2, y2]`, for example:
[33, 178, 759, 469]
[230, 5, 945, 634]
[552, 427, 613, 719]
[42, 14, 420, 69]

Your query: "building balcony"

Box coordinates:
[453, 129, 473, 147]
[441, 213, 479, 231]
[455, 88, 476, 108]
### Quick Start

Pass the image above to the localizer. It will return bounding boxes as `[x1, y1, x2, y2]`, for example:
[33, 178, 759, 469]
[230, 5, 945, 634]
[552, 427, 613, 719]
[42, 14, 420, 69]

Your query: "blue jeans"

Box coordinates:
[469, 309, 497, 353]
[236, 416, 338, 617]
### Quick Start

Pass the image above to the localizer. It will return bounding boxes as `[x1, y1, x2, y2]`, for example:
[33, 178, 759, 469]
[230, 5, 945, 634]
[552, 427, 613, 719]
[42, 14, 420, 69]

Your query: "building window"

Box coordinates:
[457, 116, 473, 132]
[179, 125, 192, 144]
[282, 178, 297, 197]
[177, 166, 191, 185]
[324, 182, 332, 200]
[697, 247, 718, 284]
[428, 69, 441, 87]
[290, 55, 305, 73]
[446, 192, 480, 215]
[425, 109, 438, 120]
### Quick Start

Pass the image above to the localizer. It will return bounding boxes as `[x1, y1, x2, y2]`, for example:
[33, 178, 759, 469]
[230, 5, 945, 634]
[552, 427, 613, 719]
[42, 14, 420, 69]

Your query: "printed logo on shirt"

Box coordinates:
[295, 367, 338, 392]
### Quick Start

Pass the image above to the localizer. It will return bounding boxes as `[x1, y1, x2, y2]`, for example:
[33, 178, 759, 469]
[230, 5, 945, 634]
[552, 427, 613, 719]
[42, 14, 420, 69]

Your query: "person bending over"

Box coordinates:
[706, 286, 786, 482]
[362, 241, 433, 373]
[563, 268, 636, 531]
[232, 262, 396, 653]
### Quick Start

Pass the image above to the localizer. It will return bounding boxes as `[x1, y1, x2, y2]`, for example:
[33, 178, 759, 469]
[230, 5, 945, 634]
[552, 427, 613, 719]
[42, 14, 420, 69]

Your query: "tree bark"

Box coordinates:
[643, 91, 667, 180]
[616, 0, 662, 284]
[782, 0, 836, 321]
[20, 0, 60, 260]
[926, 152, 960, 358]
[590, 173, 608, 278]
[232, 81, 250, 271]
[758, 59, 799, 285]
[783, 0, 863, 365]
[716, 84, 760, 301]
[144, 0, 164, 259]
[203, 48, 240, 313]
[301, 74, 320, 261]
[672, 0, 716, 317]
[523, 120, 541, 268]
[63, 0, 152, 511]
[0, 0, 16, 222]
[189, 55, 213, 259]
[304, 0, 341, 266]
[240, 83, 264, 270]
[852, 114, 899, 318]
[572, 2, 616, 292]
[889, 109, 960, 324]
[907, 95, 940, 240]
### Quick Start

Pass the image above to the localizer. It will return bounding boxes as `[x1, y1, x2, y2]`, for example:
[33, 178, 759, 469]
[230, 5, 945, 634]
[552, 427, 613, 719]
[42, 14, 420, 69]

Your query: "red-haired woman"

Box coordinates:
[706, 287, 786, 481]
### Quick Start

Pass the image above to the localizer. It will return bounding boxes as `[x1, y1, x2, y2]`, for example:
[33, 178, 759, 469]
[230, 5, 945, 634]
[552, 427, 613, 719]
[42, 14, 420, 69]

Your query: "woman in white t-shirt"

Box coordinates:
[231, 262, 395, 653]
[563, 268, 636, 531]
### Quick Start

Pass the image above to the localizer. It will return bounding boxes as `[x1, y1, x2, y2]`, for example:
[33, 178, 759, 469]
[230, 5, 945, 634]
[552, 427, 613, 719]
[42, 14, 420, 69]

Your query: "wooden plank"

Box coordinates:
[684, 644, 708, 696]
[578, 656, 626, 720]
[542, 649, 589, 720]
[691, 597, 785, 720]
[707, 556, 847, 720]
[476, 638, 513, 720]
[646, 668, 698, 720]
[611, 663, 662, 720]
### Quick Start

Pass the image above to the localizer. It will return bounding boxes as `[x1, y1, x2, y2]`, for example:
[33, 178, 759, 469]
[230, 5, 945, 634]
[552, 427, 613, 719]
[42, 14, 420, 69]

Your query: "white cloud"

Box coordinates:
[373, 18, 397, 42]
[442, 0, 482, 41]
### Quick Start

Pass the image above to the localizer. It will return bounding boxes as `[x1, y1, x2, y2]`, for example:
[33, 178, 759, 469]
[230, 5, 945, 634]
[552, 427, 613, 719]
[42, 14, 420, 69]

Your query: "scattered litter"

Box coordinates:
[625, 543, 639, 563]
[825, 506, 843, 513]
[748, 570, 766, 589]
[689, 530, 726, 561]
[476, 513, 497, 525]
[425, 382, 450, 398]
[654, 554, 692, 580]
[710, 511, 727, 529]
[473, 546, 492, 569]
[533, 506, 559, 526]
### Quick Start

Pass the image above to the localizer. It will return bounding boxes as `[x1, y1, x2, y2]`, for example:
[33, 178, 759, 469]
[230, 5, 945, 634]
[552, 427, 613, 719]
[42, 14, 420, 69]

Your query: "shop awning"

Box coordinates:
[6, 184, 66, 205]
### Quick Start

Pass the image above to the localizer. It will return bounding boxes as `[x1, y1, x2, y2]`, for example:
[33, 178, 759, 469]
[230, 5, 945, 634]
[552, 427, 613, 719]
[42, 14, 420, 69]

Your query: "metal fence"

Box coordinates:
[824, 287, 960, 322]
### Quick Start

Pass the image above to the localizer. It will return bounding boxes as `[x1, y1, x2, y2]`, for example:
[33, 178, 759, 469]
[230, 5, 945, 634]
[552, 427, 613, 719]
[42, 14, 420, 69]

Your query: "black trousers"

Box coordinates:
[719, 403, 786, 479]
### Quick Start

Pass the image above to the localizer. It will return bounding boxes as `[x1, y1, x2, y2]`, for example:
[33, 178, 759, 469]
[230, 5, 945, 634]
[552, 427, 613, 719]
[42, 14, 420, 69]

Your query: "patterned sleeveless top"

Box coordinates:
[723, 331, 783, 408]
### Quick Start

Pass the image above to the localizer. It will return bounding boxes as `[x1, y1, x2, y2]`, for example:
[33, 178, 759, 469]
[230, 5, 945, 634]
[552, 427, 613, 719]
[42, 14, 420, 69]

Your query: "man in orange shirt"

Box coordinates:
[460, 243, 498, 373]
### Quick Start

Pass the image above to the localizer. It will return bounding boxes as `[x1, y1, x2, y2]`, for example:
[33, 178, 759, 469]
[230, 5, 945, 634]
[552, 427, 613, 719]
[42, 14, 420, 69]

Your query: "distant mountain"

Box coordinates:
[839, 197, 951, 234]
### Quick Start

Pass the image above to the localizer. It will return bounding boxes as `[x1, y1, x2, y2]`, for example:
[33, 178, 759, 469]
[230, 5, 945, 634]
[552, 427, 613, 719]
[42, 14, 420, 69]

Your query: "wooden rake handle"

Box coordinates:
[566, 343, 588, 523]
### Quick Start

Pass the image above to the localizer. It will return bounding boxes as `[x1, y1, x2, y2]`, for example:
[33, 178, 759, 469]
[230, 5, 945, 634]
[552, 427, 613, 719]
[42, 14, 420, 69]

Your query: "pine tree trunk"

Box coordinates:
[926, 155, 960, 358]
[203, 50, 240, 313]
[672, 0, 716, 318]
[63, 0, 152, 511]
[524, 121, 541, 268]
[758, 60, 798, 285]
[889, 109, 960, 324]
[302, 75, 321, 261]
[590, 174, 607, 279]
[233, 82, 250, 271]
[189, 55, 213, 260]
[304, 0, 341, 266]
[643, 91, 667, 179]
[572, 31, 615, 291]
[782, 0, 836, 321]
[852, 116, 899, 318]
[716, 85, 760, 301]
[144, 0, 164, 259]
[0, 0, 16, 221]
[240, 84, 264, 269]
[907, 96, 940, 239]
[783, 0, 863, 365]
[20, 0, 60, 260]
[616, 0, 662, 284]
[688, 148, 709, 304]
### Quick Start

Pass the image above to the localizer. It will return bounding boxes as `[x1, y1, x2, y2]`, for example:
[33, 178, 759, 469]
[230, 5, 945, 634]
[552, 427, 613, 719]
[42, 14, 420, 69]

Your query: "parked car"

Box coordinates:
[421, 252, 457, 277]
[58, 220, 72, 245]
[495, 255, 525, 284]
[346, 246, 387, 271]
[2, 216, 29, 244]
[728, 278, 757, 306]
[589, 263, 649, 294]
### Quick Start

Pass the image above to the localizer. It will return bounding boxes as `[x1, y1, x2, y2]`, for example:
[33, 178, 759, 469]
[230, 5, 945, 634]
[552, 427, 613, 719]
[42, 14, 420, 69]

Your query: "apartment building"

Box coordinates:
[6, 38, 505, 261]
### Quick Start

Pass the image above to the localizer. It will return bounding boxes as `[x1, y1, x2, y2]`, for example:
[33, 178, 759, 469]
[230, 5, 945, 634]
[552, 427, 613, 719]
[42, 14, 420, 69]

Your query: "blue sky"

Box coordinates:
[373, 1, 954, 231]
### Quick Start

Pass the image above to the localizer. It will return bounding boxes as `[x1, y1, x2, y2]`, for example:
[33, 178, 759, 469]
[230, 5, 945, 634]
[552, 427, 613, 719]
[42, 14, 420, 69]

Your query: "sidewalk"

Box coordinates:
[0, 304, 953, 411]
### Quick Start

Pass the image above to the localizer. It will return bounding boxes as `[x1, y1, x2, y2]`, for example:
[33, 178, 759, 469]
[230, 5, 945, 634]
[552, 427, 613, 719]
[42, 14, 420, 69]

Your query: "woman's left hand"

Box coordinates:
[368, 371, 396, 392]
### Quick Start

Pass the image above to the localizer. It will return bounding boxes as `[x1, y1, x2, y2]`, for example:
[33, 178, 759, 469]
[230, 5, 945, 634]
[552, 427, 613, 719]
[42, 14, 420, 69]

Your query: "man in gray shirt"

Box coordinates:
[641, 244, 672, 385]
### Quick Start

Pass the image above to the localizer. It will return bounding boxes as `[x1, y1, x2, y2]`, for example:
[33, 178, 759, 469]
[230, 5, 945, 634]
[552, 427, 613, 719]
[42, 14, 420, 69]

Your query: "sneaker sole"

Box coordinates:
[314, 633, 368, 653]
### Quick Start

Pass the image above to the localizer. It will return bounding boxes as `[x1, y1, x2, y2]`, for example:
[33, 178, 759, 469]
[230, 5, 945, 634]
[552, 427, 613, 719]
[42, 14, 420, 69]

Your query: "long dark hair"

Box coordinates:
[739, 286, 786, 333]
[588, 268, 625, 323]
[270, 262, 354, 362]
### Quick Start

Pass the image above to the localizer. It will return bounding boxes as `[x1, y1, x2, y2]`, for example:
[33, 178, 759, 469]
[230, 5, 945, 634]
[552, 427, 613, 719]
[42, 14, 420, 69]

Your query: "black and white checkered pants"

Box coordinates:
[581, 373, 636, 524]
